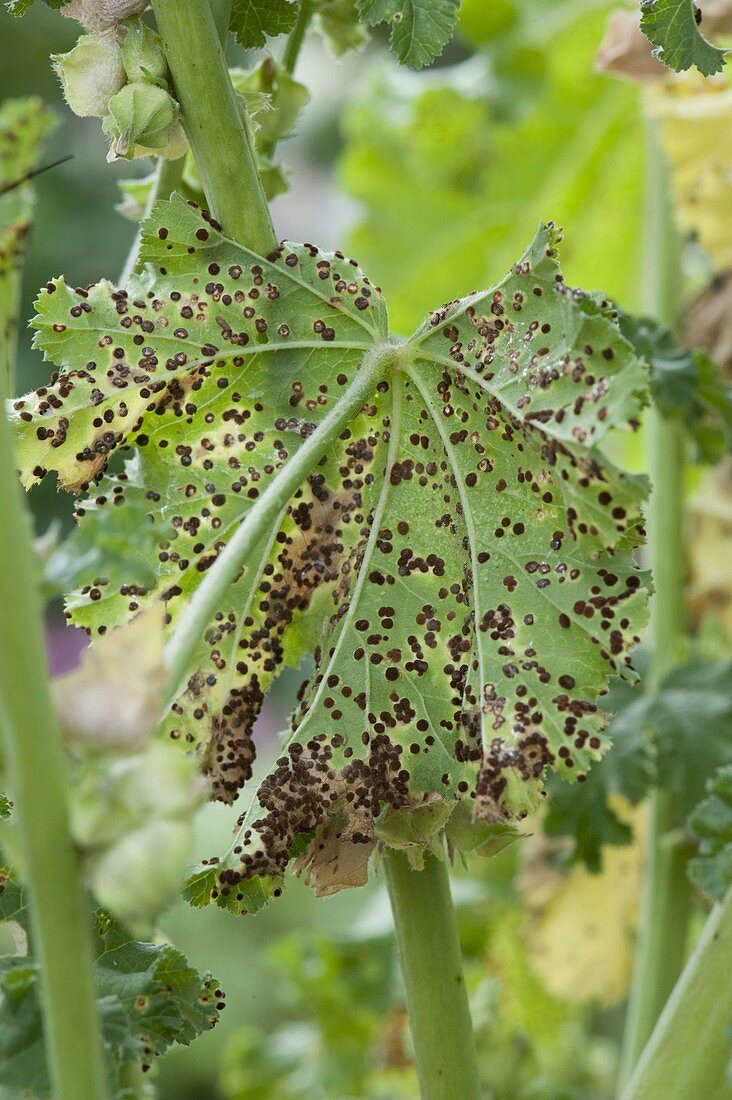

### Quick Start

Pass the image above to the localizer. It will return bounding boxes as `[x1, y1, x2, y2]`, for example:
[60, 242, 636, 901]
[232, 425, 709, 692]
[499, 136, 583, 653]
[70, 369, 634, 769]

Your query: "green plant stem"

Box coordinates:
[621, 887, 732, 1100]
[258, 0, 313, 163]
[0, 403, 107, 1094]
[119, 154, 185, 287]
[282, 0, 313, 74]
[209, 0, 232, 40]
[616, 121, 691, 1095]
[164, 341, 398, 699]
[383, 848, 481, 1100]
[151, 0, 276, 253]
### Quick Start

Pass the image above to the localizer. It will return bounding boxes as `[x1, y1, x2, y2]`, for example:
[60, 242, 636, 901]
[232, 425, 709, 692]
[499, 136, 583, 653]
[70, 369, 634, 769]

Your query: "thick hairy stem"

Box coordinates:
[164, 342, 398, 699]
[383, 848, 481, 1100]
[0, 398, 107, 1095]
[621, 887, 732, 1100]
[616, 121, 691, 1094]
[151, 0, 276, 253]
[119, 154, 185, 287]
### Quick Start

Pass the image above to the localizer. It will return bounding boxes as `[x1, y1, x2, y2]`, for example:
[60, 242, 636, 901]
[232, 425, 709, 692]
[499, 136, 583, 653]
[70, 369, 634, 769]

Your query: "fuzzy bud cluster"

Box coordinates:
[51, 9, 186, 162]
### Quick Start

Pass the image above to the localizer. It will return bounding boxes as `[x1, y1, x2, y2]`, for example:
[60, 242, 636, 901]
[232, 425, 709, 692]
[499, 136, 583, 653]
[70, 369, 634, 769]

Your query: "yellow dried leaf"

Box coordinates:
[293, 806, 374, 897]
[651, 73, 732, 269]
[520, 800, 644, 1007]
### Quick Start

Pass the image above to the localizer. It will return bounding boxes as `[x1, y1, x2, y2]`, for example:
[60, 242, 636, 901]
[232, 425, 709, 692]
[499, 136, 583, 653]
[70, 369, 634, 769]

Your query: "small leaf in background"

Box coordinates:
[620, 311, 732, 463]
[229, 0, 299, 50]
[314, 0, 369, 56]
[640, 0, 727, 76]
[356, 0, 460, 68]
[545, 653, 732, 869]
[654, 660, 732, 808]
[43, 476, 173, 600]
[0, 871, 222, 1097]
[0, 98, 56, 386]
[689, 764, 732, 900]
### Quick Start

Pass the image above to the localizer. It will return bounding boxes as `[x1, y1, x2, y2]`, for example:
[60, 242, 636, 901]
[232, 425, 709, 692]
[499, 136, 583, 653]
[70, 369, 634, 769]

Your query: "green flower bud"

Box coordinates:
[90, 819, 193, 930]
[52, 30, 125, 118]
[103, 81, 179, 161]
[134, 119, 188, 161]
[71, 743, 204, 850]
[120, 17, 169, 87]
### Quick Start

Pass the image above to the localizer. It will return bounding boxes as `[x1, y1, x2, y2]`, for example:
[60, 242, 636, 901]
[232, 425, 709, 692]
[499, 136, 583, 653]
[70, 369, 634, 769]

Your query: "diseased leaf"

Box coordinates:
[640, 0, 727, 76]
[0, 98, 56, 384]
[356, 0, 459, 68]
[229, 0, 299, 50]
[620, 312, 732, 463]
[11, 201, 649, 913]
[0, 880, 222, 1097]
[689, 765, 732, 900]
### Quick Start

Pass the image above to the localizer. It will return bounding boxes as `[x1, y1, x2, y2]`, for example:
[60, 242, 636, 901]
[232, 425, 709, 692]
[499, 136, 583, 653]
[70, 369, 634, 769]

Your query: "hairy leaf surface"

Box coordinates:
[229, 0, 299, 49]
[356, 0, 460, 68]
[11, 199, 648, 912]
[640, 0, 727, 76]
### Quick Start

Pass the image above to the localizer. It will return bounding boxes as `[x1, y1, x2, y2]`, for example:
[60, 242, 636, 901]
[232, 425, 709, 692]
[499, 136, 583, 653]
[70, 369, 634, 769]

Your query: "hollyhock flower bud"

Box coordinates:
[52, 30, 125, 118]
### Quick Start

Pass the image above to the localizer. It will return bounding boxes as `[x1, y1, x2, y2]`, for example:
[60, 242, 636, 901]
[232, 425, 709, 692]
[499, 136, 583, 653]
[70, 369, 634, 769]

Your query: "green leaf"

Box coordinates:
[546, 654, 732, 869]
[339, 4, 644, 334]
[653, 660, 732, 809]
[620, 312, 732, 464]
[640, 0, 727, 76]
[544, 661, 654, 871]
[229, 0, 299, 49]
[44, 484, 173, 598]
[11, 202, 649, 913]
[689, 765, 732, 901]
[314, 0, 369, 56]
[356, 0, 460, 68]
[0, 98, 56, 382]
[0, 884, 222, 1098]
